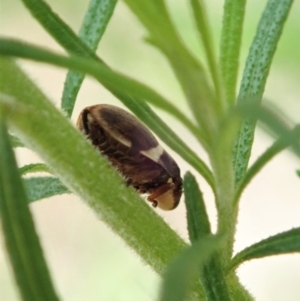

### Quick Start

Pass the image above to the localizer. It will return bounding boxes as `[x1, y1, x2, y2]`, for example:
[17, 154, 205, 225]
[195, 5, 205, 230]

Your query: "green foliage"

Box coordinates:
[0, 114, 60, 301]
[19, 163, 51, 175]
[61, 0, 118, 117]
[23, 177, 69, 202]
[220, 0, 246, 106]
[184, 173, 233, 301]
[233, 0, 294, 185]
[159, 236, 223, 301]
[228, 228, 300, 272]
[9, 134, 25, 147]
[184, 172, 211, 242]
[0, 0, 298, 300]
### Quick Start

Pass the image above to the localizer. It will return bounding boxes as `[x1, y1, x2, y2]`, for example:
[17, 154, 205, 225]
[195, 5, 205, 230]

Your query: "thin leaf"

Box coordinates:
[0, 115, 60, 301]
[228, 228, 300, 272]
[235, 102, 300, 156]
[184, 172, 211, 243]
[62, 0, 118, 117]
[159, 235, 222, 301]
[219, 0, 246, 106]
[9, 133, 25, 147]
[21, 0, 97, 59]
[190, 0, 223, 107]
[234, 125, 300, 203]
[19, 163, 51, 176]
[184, 173, 231, 301]
[0, 39, 216, 193]
[296, 169, 300, 177]
[77, 0, 117, 51]
[233, 0, 294, 185]
[23, 177, 70, 202]
[121, 1, 179, 46]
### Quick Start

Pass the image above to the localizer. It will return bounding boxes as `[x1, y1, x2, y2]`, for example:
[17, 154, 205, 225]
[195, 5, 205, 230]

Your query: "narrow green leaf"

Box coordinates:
[0, 116, 60, 301]
[296, 169, 300, 177]
[234, 125, 300, 203]
[184, 172, 211, 243]
[21, 0, 97, 59]
[228, 228, 300, 272]
[220, 0, 246, 106]
[77, 0, 117, 52]
[253, 105, 299, 149]
[122, 0, 178, 45]
[183, 173, 232, 301]
[23, 177, 69, 203]
[235, 102, 300, 156]
[0, 39, 216, 193]
[9, 133, 25, 147]
[190, 0, 223, 107]
[62, 0, 118, 117]
[159, 235, 222, 301]
[233, 0, 294, 185]
[19, 163, 51, 176]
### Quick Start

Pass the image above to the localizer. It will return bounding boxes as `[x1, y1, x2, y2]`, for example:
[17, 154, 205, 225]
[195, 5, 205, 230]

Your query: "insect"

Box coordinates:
[76, 104, 182, 210]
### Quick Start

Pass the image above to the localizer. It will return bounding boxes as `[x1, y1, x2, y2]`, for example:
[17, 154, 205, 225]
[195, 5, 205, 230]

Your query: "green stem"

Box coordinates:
[209, 118, 237, 263]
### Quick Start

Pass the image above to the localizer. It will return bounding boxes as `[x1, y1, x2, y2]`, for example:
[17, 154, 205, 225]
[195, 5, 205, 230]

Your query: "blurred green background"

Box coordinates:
[0, 1, 299, 300]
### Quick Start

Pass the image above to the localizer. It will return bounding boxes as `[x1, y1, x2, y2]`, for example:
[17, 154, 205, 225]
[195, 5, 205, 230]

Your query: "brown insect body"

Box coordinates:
[77, 104, 182, 210]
